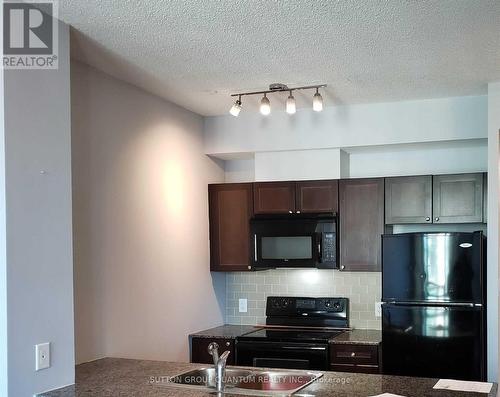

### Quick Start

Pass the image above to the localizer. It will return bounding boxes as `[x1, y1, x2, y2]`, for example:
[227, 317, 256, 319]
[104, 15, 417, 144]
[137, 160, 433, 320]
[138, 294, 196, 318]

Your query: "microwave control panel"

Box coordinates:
[322, 232, 336, 263]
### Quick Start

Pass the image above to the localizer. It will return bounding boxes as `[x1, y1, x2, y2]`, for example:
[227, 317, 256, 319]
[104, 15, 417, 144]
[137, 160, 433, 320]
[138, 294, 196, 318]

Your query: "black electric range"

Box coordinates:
[236, 296, 349, 370]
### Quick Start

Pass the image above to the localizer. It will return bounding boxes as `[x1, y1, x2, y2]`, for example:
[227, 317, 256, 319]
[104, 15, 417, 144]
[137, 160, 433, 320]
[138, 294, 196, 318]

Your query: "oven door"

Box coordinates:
[236, 341, 329, 370]
[250, 215, 336, 269]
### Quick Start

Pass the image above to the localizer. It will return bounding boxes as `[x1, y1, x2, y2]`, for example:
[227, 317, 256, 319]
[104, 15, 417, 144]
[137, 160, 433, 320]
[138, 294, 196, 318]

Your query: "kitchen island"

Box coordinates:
[38, 358, 496, 397]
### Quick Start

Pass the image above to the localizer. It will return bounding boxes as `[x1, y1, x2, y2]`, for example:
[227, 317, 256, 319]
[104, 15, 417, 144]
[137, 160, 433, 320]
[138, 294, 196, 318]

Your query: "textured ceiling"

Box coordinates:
[60, 0, 500, 116]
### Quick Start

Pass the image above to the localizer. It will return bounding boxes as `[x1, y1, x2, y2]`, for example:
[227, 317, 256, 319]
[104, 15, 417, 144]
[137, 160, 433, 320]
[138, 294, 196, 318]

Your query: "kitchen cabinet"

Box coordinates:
[433, 173, 483, 223]
[190, 337, 235, 365]
[253, 182, 295, 214]
[483, 173, 488, 223]
[209, 183, 253, 271]
[330, 343, 381, 374]
[385, 176, 432, 224]
[339, 178, 384, 272]
[295, 180, 338, 213]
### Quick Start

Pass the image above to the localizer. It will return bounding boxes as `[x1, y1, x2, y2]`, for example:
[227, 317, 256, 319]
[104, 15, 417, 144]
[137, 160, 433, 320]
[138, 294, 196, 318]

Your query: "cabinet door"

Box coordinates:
[191, 337, 235, 365]
[483, 173, 488, 223]
[433, 173, 483, 223]
[209, 183, 253, 271]
[253, 182, 296, 214]
[339, 178, 384, 272]
[296, 180, 339, 214]
[385, 176, 432, 224]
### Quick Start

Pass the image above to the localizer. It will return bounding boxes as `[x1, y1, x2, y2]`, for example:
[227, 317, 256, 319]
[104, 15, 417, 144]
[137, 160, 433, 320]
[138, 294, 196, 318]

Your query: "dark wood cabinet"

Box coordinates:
[253, 182, 295, 214]
[385, 176, 432, 224]
[433, 173, 483, 223]
[339, 178, 384, 272]
[483, 173, 488, 223]
[330, 343, 380, 374]
[296, 180, 338, 213]
[209, 183, 253, 271]
[190, 337, 235, 365]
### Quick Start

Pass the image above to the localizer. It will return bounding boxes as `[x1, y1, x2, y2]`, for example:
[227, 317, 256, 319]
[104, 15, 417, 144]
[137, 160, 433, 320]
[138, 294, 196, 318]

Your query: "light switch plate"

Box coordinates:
[375, 302, 382, 318]
[238, 298, 248, 313]
[35, 342, 50, 371]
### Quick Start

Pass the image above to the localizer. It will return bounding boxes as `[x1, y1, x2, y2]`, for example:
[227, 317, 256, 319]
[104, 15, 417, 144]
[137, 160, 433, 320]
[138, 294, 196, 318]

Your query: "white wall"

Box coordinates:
[487, 82, 500, 382]
[204, 95, 487, 156]
[71, 61, 226, 365]
[4, 22, 74, 396]
[254, 149, 346, 181]
[348, 140, 487, 177]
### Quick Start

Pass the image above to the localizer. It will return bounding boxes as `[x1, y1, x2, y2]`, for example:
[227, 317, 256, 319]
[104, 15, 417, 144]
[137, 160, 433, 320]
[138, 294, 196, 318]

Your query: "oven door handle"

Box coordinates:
[281, 346, 327, 351]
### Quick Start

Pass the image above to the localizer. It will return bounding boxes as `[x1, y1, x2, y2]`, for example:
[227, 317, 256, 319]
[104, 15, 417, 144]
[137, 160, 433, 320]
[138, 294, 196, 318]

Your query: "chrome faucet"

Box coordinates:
[207, 342, 231, 393]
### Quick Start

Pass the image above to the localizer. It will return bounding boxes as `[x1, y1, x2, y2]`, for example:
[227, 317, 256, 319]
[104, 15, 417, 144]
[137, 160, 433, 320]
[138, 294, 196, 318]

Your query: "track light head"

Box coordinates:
[286, 91, 296, 114]
[260, 94, 271, 116]
[313, 88, 323, 112]
[229, 96, 242, 117]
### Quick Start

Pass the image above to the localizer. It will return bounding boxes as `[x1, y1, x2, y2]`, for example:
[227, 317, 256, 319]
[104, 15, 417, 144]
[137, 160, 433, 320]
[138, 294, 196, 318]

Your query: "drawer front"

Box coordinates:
[190, 337, 235, 365]
[330, 344, 379, 366]
[330, 363, 380, 374]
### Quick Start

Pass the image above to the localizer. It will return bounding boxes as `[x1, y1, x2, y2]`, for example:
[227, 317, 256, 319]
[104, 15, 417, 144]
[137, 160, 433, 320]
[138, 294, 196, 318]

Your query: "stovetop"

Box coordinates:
[238, 328, 345, 343]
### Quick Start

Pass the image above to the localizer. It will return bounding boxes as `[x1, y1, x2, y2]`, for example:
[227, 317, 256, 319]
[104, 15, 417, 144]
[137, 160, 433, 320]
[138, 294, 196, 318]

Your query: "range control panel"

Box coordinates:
[265, 296, 349, 328]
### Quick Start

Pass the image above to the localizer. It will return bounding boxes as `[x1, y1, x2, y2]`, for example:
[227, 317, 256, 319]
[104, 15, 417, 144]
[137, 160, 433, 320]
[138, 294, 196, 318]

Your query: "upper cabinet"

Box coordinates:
[433, 173, 484, 224]
[385, 176, 432, 224]
[385, 173, 486, 224]
[483, 173, 488, 223]
[209, 183, 253, 271]
[254, 182, 296, 214]
[339, 178, 384, 272]
[296, 180, 339, 214]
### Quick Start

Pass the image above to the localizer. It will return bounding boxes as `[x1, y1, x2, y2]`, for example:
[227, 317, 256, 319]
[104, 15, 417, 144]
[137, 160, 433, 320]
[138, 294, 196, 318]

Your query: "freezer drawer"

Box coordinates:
[382, 304, 485, 381]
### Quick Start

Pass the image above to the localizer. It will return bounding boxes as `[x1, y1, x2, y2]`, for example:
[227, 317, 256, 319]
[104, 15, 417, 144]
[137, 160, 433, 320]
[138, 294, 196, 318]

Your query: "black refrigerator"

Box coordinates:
[382, 232, 486, 381]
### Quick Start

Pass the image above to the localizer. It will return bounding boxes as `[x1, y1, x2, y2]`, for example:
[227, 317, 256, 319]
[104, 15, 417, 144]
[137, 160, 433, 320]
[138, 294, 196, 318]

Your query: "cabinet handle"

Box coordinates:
[288, 210, 293, 214]
[296, 211, 301, 214]
[435, 217, 440, 222]
[340, 265, 345, 270]
[351, 352, 356, 357]
[425, 217, 430, 222]
[225, 341, 231, 347]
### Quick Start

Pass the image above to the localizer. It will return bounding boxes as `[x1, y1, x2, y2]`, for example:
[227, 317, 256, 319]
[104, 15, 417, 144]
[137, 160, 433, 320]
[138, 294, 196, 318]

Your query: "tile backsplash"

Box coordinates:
[225, 269, 381, 329]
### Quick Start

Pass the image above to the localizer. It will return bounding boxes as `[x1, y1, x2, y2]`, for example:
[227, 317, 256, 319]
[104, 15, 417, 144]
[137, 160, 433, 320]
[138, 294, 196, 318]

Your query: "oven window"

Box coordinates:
[261, 236, 312, 260]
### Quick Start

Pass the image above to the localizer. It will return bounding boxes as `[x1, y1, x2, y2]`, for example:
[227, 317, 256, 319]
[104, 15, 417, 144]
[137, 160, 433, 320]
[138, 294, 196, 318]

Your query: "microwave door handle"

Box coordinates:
[254, 234, 257, 262]
[317, 234, 322, 262]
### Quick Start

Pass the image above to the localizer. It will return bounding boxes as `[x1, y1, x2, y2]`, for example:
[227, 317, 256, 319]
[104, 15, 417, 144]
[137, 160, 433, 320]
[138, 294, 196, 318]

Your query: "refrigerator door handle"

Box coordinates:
[383, 301, 480, 308]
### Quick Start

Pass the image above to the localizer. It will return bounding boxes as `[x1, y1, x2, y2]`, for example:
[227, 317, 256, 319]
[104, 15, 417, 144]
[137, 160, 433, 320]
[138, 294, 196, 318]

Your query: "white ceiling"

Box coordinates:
[60, 0, 500, 116]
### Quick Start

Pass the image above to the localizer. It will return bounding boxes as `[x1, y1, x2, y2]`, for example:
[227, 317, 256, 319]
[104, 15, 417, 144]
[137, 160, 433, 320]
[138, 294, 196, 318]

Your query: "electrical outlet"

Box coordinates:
[238, 298, 248, 313]
[374, 302, 382, 318]
[35, 342, 50, 371]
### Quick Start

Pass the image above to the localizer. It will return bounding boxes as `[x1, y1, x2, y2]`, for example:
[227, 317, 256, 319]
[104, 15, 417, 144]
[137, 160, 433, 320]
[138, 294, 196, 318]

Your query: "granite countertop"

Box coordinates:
[330, 329, 382, 345]
[38, 358, 497, 397]
[189, 324, 261, 339]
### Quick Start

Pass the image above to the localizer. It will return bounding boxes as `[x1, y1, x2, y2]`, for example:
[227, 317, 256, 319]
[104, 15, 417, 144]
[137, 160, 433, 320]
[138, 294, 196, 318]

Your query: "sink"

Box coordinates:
[236, 371, 319, 392]
[169, 367, 254, 387]
[156, 367, 323, 396]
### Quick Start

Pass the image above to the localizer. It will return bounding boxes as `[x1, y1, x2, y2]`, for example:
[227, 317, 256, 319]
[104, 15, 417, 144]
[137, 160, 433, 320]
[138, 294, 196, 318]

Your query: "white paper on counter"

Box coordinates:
[369, 394, 406, 397]
[433, 379, 493, 393]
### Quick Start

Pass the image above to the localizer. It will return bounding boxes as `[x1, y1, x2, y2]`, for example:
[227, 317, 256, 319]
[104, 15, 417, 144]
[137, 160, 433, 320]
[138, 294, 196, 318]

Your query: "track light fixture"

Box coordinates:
[312, 87, 323, 112]
[229, 83, 326, 116]
[229, 95, 242, 117]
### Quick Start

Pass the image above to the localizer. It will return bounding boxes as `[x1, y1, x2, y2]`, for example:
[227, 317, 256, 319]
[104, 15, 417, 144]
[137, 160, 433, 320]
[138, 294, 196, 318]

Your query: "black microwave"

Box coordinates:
[250, 214, 337, 270]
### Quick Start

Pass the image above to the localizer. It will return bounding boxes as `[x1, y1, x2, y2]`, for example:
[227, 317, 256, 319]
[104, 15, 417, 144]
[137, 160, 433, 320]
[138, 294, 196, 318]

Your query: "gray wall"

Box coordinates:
[71, 61, 226, 365]
[0, 12, 7, 394]
[4, 22, 75, 396]
[487, 82, 500, 381]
